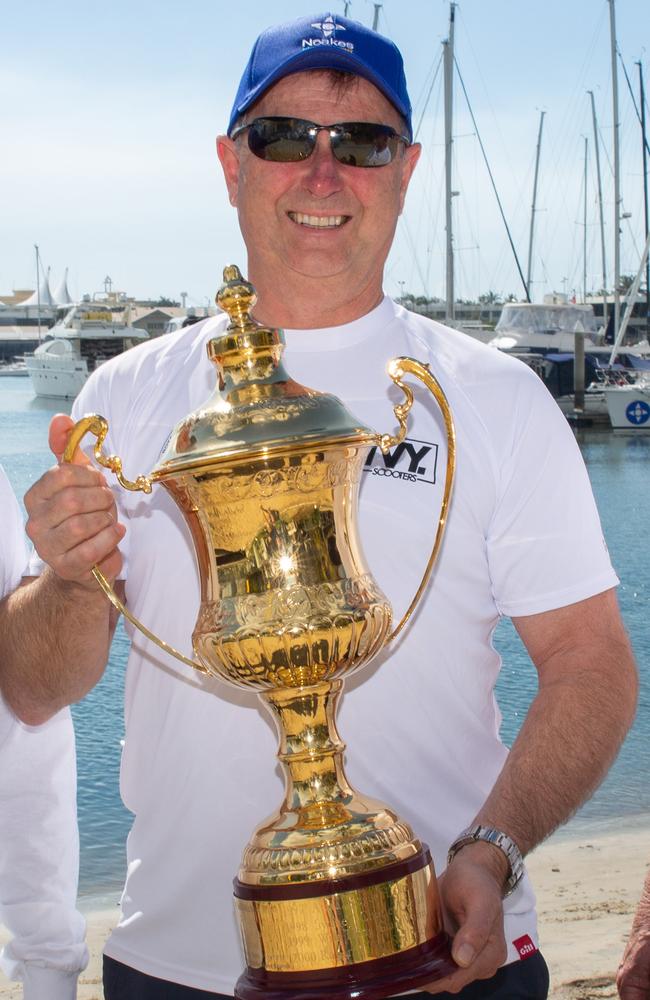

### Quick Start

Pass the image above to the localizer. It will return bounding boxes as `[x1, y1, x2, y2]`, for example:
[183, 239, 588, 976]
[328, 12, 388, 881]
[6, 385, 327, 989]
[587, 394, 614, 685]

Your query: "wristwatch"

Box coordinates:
[446, 824, 525, 897]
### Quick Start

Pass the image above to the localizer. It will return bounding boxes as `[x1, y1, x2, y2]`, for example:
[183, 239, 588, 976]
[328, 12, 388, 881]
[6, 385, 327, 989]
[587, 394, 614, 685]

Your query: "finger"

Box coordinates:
[420, 938, 505, 996]
[49, 413, 93, 466]
[49, 508, 121, 553]
[25, 464, 106, 513]
[95, 546, 125, 586]
[450, 907, 501, 969]
[33, 511, 123, 568]
[52, 522, 126, 582]
[31, 485, 117, 534]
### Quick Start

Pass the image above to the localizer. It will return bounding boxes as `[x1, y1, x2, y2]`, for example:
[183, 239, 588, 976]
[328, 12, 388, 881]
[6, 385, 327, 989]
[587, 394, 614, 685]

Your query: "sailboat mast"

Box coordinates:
[372, 4, 381, 30]
[444, 2, 456, 322]
[588, 90, 608, 330]
[583, 136, 589, 302]
[608, 230, 650, 364]
[609, 0, 621, 337]
[526, 110, 545, 301]
[639, 61, 649, 341]
[34, 244, 42, 342]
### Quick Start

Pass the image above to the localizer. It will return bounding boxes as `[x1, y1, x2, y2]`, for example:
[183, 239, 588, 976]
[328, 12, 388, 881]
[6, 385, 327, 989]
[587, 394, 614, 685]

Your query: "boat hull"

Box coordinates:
[25, 355, 88, 399]
[602, 387, 650, 430]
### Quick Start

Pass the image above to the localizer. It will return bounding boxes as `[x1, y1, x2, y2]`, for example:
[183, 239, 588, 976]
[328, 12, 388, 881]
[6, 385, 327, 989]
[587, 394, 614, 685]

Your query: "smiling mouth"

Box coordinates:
[288, 211, 350, 229]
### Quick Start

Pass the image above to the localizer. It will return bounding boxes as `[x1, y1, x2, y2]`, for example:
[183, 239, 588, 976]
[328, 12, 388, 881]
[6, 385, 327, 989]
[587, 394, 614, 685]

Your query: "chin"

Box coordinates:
[283, 251, 352, 282]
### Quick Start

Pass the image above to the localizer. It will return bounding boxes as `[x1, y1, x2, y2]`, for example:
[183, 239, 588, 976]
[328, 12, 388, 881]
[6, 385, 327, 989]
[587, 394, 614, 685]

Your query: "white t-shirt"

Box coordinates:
[0, 467, 88, 1000]
[70, 297, 617, 993]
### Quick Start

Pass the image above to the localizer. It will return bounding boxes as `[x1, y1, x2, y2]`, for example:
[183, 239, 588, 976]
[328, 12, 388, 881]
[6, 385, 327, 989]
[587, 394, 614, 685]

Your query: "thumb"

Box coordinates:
[450, 903, 495, 969]
[49, 413, 91, 466]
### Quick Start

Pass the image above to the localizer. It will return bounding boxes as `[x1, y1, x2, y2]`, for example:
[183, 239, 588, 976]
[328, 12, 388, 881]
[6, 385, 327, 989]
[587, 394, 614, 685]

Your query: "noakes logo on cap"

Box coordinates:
[304, 15, 354, 52]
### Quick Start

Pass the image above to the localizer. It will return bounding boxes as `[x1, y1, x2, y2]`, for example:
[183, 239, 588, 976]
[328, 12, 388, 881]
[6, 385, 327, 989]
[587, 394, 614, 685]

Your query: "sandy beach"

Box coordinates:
[1, 819, 647, 999]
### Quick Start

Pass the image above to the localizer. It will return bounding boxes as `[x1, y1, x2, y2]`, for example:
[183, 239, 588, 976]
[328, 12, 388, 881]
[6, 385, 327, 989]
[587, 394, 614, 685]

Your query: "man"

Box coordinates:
[618, 876, 650, 998]
[0, 12, 638, 1000]
[0, 465, 88, 999]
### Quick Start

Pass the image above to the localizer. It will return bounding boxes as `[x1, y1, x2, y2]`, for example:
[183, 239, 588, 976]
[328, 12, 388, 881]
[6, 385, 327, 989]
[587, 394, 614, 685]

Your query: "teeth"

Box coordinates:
[290, 212, 346, 228]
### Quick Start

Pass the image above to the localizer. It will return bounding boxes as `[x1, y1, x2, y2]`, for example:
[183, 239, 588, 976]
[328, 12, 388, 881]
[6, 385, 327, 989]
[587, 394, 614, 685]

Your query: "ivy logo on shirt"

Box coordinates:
[363, 437, 439, 485]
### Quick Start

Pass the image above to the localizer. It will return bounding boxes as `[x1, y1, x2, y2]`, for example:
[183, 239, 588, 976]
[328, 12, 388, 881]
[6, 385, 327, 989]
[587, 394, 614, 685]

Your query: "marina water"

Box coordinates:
[1, 374, 648, 901]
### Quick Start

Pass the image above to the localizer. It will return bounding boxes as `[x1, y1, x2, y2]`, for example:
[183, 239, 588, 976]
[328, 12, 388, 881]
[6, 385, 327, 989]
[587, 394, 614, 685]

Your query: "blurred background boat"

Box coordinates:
[25, 299, 148, 399]
[601, 374, 650, 429]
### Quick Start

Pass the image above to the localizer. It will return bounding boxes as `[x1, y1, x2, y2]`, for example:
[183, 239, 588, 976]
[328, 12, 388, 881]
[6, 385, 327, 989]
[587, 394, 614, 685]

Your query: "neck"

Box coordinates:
[247, 267, 385, 329]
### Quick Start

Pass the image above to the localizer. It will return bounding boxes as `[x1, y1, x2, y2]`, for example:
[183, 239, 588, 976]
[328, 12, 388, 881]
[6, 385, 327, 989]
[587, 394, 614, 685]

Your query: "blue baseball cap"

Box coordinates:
[227, 12, 412, 141]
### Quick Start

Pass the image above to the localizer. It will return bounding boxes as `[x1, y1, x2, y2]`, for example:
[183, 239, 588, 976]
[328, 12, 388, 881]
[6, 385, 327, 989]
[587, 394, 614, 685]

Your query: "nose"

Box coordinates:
[302, 130, 344, 197]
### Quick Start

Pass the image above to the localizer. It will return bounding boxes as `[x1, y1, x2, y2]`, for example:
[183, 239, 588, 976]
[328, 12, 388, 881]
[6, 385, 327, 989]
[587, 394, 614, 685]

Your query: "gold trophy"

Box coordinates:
[64, 266, 457, 999]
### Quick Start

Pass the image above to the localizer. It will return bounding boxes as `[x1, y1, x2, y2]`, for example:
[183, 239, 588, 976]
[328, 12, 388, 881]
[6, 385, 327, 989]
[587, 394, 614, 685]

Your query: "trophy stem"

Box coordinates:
[262, 680, 354, 827]
[234, 681, 456, 998]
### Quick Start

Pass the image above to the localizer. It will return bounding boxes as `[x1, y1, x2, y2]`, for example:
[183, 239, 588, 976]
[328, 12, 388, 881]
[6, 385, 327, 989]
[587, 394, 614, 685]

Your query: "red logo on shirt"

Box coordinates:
[513, 934, 538, 960]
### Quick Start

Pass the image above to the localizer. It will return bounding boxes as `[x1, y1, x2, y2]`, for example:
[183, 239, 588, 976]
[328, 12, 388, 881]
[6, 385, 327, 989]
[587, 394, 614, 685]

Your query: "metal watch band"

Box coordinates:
[446, 823, 525, 897]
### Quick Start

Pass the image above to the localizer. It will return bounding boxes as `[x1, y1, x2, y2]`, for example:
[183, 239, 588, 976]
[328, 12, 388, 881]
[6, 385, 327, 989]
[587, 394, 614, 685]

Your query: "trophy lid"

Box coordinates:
[152, 266, 378, 478]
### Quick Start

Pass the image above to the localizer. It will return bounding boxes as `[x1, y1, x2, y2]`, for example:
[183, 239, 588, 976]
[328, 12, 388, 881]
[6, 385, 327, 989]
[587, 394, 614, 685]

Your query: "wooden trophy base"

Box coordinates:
[234, 932, 454, 1000]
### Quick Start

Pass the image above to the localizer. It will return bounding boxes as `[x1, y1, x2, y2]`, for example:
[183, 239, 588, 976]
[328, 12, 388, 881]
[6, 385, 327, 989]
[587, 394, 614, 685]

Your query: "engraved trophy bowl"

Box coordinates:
[64, 266, 457, 1000]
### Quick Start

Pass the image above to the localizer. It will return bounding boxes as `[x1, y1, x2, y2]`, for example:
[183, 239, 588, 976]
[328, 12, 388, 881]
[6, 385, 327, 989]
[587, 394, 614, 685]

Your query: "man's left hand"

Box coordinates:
[421, 843, 508, 994]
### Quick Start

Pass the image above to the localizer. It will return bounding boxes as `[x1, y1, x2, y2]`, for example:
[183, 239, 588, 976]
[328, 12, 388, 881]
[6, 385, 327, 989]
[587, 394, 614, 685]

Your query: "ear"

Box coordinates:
[397, 142, 421, 215]
[217, 135, 241, 207]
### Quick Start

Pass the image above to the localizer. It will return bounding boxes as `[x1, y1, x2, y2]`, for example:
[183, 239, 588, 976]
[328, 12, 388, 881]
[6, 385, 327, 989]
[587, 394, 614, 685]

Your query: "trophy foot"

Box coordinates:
[234, 847, 455, 1000]
[233, 933, 455, 1000]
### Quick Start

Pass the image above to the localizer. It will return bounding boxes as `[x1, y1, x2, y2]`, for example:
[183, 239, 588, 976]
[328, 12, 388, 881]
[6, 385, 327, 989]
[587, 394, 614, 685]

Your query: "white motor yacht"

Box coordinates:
[488, 302, 604, 354]
[26, 303, 148, 399]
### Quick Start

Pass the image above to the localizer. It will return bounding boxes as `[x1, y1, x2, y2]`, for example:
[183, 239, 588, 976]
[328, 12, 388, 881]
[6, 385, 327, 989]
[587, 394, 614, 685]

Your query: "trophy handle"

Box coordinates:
[62, 415, 208, 673]
[379, 358, 456, 644]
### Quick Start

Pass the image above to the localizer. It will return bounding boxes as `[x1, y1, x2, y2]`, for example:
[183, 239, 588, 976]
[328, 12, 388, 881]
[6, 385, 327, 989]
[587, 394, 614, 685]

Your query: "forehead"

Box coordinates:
[250, 71, 402, 128]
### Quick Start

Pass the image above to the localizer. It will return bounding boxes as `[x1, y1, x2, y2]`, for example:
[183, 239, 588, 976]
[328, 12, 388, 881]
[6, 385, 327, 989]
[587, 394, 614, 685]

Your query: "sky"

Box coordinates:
[1, 0, 648, 308]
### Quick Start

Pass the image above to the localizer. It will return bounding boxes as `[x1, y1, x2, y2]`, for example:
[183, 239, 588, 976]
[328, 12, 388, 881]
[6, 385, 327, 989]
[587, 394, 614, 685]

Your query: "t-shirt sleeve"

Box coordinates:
[0, 468, 29, 594]
[486, 370, 618, 617]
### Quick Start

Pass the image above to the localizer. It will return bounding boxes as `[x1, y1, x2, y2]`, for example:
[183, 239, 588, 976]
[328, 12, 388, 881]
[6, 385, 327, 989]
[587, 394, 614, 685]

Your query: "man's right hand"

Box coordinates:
[25, 414, 126, 589]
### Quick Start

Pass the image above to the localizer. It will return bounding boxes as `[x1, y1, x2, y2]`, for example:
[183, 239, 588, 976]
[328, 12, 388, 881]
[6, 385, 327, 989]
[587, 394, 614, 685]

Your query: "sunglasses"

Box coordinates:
[230, 116, 410, 168]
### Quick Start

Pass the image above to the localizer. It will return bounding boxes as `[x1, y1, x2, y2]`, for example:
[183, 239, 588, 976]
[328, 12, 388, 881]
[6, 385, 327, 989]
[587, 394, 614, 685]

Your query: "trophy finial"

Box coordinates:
[216, 264, 258, 332]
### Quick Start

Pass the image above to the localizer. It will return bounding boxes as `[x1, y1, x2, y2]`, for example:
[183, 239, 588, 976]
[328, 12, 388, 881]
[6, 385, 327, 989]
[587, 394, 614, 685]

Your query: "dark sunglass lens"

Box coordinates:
[332, 124, 399, 167]
[248, 119, 314, 162]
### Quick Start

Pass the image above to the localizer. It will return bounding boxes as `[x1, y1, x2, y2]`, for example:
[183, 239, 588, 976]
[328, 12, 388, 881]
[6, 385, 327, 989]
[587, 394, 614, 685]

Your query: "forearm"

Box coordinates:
[0, 569, 116, 724]
[476, 637, 637, 856]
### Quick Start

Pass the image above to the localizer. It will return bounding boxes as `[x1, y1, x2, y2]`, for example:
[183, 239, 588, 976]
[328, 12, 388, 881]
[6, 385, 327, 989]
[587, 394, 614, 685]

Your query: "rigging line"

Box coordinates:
[618, 52, 650, 157]
[452, 137, 482, 291]
[452, 4, 533, 201]
[454, 56, 530, 302]
[416, 75, 446, 293]
[413, 51, 443, 142]
[412, 64, 436, 118]
[412, 49, 443, 118]
[529, 10, 606, 289]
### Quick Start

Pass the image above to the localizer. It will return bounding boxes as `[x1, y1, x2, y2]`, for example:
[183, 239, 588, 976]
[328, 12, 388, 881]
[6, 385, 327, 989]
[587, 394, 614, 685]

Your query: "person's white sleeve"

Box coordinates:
[0, 466, 88, 994]
[0, 704, 88, 998]
[0, 468, 29, 590]
[486, 370, 619, 616]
